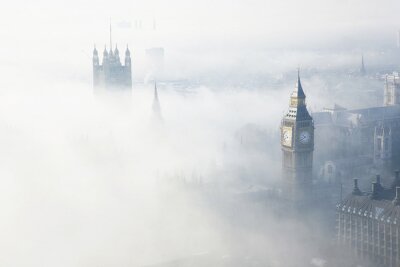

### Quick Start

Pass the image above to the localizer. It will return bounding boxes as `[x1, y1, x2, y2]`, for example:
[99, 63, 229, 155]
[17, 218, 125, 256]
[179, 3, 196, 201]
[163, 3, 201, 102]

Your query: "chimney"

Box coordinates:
[352, 178, 362, 195]
[371, 182, 379, 199]
[391, 170, 400, 189]
[393, 187, 400, 205]
[376, 174, 381, 185]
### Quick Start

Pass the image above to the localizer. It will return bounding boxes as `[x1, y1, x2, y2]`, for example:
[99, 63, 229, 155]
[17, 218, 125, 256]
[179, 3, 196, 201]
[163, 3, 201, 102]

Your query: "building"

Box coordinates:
[360, 55, 366, 76]
[280, 72, 314, 203]
[312, 101, 400, 184]
[92, 25, 132, 91]
[337, 172, 400, 267]
[93, 45, 132, 91]
[374, 123, 392, 168]
[384, 73, 400, 106]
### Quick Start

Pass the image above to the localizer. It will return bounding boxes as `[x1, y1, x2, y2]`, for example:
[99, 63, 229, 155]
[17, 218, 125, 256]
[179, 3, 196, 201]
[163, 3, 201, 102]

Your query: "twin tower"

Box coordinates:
[92, 25, 132, 91]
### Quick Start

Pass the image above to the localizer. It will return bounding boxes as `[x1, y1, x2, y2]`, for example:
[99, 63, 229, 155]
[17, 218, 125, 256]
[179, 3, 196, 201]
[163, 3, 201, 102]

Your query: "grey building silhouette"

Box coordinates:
[360, 55, 366, 76]
[92, 25, 132, 91]
[152, 82, 163, 122]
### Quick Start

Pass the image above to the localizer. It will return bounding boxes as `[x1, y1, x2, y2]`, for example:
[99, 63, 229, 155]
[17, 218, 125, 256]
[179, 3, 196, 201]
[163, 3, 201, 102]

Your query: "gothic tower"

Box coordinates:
[92, 23, 132, 92]
[281, 71, 314, 203]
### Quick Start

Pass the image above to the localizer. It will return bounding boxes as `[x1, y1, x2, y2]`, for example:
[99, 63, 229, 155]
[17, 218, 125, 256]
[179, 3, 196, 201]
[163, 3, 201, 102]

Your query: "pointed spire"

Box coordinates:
[152, 82, 163, 122]
[114, 44, 119, 57]
[293, 68, 306, 98]
[360, 54, 366, 75]
[154, 82, 159, 101]
[103, 45, 108, 56]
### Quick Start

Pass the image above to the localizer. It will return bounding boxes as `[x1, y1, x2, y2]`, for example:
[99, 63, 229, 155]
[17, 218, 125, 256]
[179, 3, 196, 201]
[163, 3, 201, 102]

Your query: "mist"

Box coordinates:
[0, 0, 399, 266]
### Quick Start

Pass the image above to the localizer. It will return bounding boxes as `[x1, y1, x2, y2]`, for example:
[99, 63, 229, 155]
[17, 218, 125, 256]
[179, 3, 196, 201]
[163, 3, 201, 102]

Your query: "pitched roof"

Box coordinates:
[338, 176, 400, 225]
[290, 72, 306, 99]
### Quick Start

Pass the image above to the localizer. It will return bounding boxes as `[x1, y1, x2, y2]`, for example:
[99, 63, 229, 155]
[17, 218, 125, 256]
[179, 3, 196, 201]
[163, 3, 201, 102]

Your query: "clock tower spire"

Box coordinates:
[281, 71, 314, 204]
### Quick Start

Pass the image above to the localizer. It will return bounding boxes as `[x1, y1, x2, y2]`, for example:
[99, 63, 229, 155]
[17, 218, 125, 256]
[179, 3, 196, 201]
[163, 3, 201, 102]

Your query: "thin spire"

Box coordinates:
[297, 67, 300, 80]
[154, 81, 159, 101]
[152, 81, 162, 122]
[360, 54, 366, 75]
[295, 68, 305, 98]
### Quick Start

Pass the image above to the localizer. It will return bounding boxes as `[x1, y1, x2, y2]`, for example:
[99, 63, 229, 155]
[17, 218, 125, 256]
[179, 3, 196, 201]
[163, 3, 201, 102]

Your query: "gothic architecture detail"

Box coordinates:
[312, 81, 400, 183]
[281, 72, 314, 203]
[384, 72, 400, 106]
[92, 25, 132, 91]
[337, 172, 400, 267]
[374, 123, 392, 167]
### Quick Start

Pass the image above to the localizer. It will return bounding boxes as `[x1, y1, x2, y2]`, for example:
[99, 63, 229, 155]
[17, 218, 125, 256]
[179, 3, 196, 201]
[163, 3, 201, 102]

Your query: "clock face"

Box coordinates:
[282, 126, 292, 147]
[283, 131, 290, 141]
[299, 131, 311, 144]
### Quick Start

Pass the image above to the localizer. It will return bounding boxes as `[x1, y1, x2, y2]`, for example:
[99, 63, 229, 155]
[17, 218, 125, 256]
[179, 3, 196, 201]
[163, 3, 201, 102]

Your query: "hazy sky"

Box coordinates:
[0, 1, 398, 266]
[0, 0, 399, 86]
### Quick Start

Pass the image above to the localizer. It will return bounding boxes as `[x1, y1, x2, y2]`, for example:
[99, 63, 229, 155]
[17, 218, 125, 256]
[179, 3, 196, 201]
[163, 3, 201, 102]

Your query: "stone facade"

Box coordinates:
[281, 73, 314, 203]
[384, 73, 400, 106]
[337, 173, 400, 267]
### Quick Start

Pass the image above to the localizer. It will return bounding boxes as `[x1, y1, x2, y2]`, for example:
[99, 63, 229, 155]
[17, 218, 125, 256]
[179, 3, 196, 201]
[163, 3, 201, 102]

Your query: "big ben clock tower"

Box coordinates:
[281, 71, 314, 203]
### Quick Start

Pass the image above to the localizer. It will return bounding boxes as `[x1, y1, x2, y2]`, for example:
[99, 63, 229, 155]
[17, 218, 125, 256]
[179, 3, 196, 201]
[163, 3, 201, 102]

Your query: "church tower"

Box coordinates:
[281, 71, 314, 203]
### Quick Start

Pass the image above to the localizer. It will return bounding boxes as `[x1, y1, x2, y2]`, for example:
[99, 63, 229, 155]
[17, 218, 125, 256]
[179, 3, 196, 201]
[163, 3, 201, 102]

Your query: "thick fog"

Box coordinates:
[0, 0, 399, 266]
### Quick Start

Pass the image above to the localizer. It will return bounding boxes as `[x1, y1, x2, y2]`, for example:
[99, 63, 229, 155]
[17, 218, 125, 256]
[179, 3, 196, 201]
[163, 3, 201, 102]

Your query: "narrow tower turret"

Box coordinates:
[114, 45, 121, 65]
[93, 45, 100, 87]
